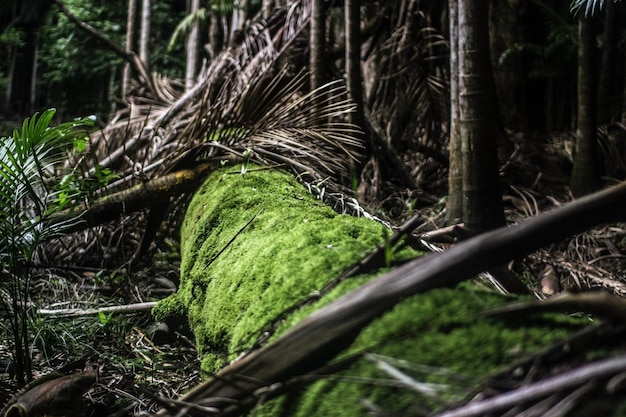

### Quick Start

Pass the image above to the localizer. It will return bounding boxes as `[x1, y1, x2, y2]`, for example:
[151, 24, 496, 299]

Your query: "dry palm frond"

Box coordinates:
[181, 69, 363, 183]
[371, 7, 449, 159]
[76, 0, 353, 199]
[49, 0, 361, 267]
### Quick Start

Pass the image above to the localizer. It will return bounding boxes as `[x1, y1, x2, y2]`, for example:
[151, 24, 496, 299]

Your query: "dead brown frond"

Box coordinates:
[44, 0, 363, 271]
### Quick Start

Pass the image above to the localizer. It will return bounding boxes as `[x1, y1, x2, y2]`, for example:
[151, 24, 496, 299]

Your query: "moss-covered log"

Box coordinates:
[155, 166, 593, 416]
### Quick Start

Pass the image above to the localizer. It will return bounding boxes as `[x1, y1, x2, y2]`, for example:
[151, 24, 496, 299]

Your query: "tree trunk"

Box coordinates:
[597, 0, 618, 123]
[488, 1, 530, 133]
[445, 0, 463, 225]
[230, 0, 249, 42]
[571, 17, 600, 197]
[185, 0, 200, 91]
[208, 8, 223, 61]
[458, 0, 505, 233]
[309, 0, 326, 124]
[139, 0, 150, 67]
[159, 167, 626, 416]
[309, 0, 326, 93]
[345, 0, 365, 131]
[122, 0, 138, 98]
[6, 24, 40, 117]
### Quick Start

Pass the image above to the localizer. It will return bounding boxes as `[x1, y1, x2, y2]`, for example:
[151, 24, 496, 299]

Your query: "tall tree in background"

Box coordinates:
[345, 0, 364, 132]
[231, 0, 249, 40]
[4, 0, 53, 117]
[309, 0, 326, 123]
[263, 0, 273, 20]
[185, 0, 200, 91]
[122, 0, 137, 98]
[139, 0, 150, 67]
[445, 0, 463, 224]
[457, 0, 505, 233]
[597, 0, 617, 123]
[309, 0, 325, 93]
[570, 15, 600, 196]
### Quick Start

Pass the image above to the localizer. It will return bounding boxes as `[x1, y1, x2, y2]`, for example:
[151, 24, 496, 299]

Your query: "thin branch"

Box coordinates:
[45, 163, 212, 234]
[435, 355, 626, 417]
[38, 302, 158, 317]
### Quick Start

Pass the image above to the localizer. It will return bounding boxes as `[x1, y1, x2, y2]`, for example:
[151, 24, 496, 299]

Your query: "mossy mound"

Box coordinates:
[154, 165, 389, 373]
[155, 165, 588, 416]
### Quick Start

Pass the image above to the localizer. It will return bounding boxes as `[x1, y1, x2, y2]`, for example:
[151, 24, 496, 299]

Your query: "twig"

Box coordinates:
[38, 302, 158, 317]
[434, 355, 626, 417]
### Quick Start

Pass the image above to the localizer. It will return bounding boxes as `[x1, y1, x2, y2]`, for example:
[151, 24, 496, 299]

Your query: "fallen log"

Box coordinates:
[154, 166, 626, 416]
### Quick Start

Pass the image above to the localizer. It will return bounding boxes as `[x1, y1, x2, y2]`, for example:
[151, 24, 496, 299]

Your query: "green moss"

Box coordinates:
[165, 166, 390, 373]
[254, 285, 584, 417]
[152, 293, 187, 322]
[158, 165, 590, 416]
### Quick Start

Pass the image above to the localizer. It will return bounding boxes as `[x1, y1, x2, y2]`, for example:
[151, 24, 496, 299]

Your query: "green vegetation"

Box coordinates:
[155, 165, 389, 372]
[155, 166, 588, 415]
[0, 109, 94, 383]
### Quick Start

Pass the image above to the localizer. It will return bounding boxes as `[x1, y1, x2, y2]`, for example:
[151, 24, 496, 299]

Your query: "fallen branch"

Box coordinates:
[38, 302, 158, 317]
[45, 163, 212, 234]
[434, 354, 626, 417]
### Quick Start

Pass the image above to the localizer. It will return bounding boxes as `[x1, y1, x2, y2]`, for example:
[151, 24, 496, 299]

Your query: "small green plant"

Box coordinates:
[0, 109, 93, 384]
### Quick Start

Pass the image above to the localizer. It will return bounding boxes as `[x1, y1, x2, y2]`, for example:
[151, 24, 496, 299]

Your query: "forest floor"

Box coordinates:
[2, 127, 626, 416]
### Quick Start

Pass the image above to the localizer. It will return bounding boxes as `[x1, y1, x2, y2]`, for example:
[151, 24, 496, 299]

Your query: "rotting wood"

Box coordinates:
[45, 163, 212, 234]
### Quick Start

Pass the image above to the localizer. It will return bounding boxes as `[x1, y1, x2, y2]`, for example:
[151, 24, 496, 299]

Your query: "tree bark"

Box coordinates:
[445, 0, 463, 224]
[598, 0, 618, 123]
[122, 0, 138, 98]
[185, 0, 200, 91]
[262, 0, 273, 20]
[309, 0, 326, 93]
[571, 17, 600, 197]
[345, 0, 365, 131]
[45, 164, 212, 234]
[208, 8, 223, 61]
[139, 0, 150, 67]
[309, 0, 326, 124]
[458, 0, 505, 233]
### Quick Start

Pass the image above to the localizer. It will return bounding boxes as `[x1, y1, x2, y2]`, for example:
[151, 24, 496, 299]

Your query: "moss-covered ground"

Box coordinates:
[154, 165, 590, 416]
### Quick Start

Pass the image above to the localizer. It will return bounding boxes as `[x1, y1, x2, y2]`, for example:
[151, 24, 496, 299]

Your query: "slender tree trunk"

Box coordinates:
[139, 0, 150, 67]
[571, 17, 600, 197]
[446, 0, 463, 224]
[6, 29, 39, 117]
[309, 0, 326, 125]
[122, 0, 138, 98]
[597, 0, 617, 123]
[488, 1, 530, 133]
[185, 0, 200, 91]
[4, 0, 54, 117]
[208, 8, 223, 61]
[310, 0, 326, 93]
[231, 0, 249, 41]
[458, 0, 505, 233]
[345, 0, 364, 131]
